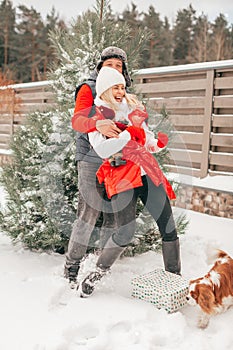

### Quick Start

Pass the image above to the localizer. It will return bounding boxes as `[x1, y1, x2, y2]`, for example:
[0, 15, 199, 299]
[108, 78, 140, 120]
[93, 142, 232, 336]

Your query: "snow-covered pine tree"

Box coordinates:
[0, 0, 188, 253]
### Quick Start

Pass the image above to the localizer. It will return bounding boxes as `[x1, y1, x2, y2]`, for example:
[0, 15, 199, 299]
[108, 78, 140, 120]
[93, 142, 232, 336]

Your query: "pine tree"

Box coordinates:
[0, 0, 17, 79]
[159, 17, 173, 67]
[141, 5, 164, 67]
[0, 111, 66, 251]
[189, 14, 210, 63]
[15, 5, 46, 82]
[0, 0, 188, 254]
[37, 7, 66, 81]
[209, 14, 232, 60]
[172, 5, 196, 64]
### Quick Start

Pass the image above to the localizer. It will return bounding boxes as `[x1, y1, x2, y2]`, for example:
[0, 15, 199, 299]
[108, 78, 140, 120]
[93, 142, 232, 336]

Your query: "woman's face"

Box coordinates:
[111, 84, 125, 103]
[102, 58, 123, 73]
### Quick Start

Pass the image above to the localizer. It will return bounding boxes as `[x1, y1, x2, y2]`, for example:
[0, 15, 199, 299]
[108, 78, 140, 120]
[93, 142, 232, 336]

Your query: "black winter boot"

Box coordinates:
[80, 237, 125, 297]
[162, 238, 181, 275]
[64, 262, 80, 288]
[80, 267, 108, 297]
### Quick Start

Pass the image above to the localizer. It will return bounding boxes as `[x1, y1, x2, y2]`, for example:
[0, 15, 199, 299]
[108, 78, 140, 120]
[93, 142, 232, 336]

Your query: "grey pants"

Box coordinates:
[65, 161, 116, 267]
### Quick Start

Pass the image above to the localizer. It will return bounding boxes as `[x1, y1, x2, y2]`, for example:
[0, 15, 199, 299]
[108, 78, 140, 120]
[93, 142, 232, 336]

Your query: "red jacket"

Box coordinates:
[96, 126, 176, 200]
[72, 84, 97, 133]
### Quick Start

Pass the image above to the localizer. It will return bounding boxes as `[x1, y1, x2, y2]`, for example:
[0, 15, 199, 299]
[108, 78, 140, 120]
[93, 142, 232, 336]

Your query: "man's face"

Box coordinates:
[102, 58, 123, 73]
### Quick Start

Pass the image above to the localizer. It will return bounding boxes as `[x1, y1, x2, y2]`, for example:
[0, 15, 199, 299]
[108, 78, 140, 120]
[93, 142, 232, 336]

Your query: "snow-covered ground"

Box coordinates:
[0, 182, 233, 350]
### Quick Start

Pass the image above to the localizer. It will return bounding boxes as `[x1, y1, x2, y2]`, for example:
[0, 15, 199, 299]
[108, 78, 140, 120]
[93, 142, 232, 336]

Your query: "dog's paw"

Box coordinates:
[197, 314, 210, 329]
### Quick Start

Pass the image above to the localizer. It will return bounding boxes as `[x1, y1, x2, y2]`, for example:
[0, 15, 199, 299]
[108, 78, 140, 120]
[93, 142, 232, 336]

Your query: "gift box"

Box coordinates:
[131, 269, 189, 313]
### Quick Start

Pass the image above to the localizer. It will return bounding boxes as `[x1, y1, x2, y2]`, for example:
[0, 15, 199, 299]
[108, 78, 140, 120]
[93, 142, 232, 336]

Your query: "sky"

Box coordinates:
[11, 0, 233, 25]
[0, 181, 233, 349]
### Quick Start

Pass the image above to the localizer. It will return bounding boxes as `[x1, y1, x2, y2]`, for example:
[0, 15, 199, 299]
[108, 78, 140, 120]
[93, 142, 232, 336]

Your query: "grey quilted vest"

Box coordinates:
[75, 71, 102, 164]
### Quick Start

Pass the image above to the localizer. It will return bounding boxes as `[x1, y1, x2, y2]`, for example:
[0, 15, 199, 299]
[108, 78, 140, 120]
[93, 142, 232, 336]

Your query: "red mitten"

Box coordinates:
[128, 108, 148, 127]
[115, 121, 129, 131]
[126, 126, 146, 145]
[157, 132, 168, 148]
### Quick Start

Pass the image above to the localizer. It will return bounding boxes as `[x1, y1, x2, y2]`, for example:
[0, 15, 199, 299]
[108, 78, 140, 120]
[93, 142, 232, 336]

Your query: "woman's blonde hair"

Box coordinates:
[100, 86, 144, 111]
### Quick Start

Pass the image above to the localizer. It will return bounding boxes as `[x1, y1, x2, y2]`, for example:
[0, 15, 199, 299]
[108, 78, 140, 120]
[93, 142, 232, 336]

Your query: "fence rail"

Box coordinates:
[0, 60, 233, 177]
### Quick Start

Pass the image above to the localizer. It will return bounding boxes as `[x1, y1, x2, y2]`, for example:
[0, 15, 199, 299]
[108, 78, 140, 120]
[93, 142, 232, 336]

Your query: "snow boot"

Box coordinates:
[64, 262, 80, 289]
[80, 267, 108, 297]
[162, 238, 181, 275]
[80, 237, 125, 297]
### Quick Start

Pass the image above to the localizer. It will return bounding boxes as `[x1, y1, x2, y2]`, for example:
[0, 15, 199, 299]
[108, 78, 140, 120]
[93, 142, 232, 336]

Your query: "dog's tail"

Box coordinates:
[206, 246, 229, 265]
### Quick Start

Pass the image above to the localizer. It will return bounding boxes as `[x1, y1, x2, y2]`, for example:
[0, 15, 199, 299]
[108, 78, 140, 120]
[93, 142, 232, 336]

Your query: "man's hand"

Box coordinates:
[96, 119, 121, 137]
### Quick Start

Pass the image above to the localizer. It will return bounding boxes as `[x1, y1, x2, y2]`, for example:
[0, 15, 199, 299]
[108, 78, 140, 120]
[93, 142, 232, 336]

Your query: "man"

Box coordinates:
[64, 47, 132, 287]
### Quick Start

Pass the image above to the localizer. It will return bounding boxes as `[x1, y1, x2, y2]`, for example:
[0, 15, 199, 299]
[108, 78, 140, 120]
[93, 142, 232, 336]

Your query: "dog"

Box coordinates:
[186, 249, 233, 329]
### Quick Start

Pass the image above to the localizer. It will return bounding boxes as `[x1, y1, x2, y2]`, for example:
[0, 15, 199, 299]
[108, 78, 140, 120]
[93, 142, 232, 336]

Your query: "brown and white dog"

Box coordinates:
[186, 249, 233, 329]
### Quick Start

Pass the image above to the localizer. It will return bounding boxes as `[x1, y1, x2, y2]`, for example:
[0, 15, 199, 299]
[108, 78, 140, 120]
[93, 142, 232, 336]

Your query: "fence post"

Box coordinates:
[200, 69, 214, 178]
[10, 89, 15, 138]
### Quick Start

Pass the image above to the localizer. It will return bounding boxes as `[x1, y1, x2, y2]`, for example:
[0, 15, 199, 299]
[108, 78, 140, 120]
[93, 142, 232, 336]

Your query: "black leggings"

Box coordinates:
[111, 175, 177, 247]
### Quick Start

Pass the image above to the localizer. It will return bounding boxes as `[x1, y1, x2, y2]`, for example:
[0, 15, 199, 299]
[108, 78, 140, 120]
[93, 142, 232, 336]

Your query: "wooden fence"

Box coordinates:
[0, 60, 233, 178]
[134, 60, 233, 178]
[0, 80, 54, 159]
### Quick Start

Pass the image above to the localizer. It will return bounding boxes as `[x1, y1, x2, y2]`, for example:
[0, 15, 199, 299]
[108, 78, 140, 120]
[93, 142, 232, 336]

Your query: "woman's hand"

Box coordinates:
[128, 108, 148, 127]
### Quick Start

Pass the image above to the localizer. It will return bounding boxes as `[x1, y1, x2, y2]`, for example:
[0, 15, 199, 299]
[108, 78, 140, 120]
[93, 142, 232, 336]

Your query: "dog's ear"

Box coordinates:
[197, 284, 216, 314]
[189, 289, 199, 302]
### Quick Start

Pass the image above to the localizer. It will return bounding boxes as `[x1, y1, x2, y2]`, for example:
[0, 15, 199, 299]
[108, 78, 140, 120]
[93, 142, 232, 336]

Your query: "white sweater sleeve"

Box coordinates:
[142, 122, 161, 153]
[88, 130, 131, 159]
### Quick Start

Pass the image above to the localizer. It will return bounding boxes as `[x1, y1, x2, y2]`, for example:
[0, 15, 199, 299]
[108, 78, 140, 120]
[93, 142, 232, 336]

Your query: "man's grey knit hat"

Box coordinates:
[100, 46, 127, 62]
[96, 46, 132, 87]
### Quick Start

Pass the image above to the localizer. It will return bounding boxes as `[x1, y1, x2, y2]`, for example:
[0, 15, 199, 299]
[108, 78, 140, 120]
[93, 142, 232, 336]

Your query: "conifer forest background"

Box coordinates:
[0, 0, 233, 84]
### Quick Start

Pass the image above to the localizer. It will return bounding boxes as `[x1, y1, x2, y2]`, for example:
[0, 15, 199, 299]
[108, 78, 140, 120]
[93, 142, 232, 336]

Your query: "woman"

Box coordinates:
[80, 67, 181, 297]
